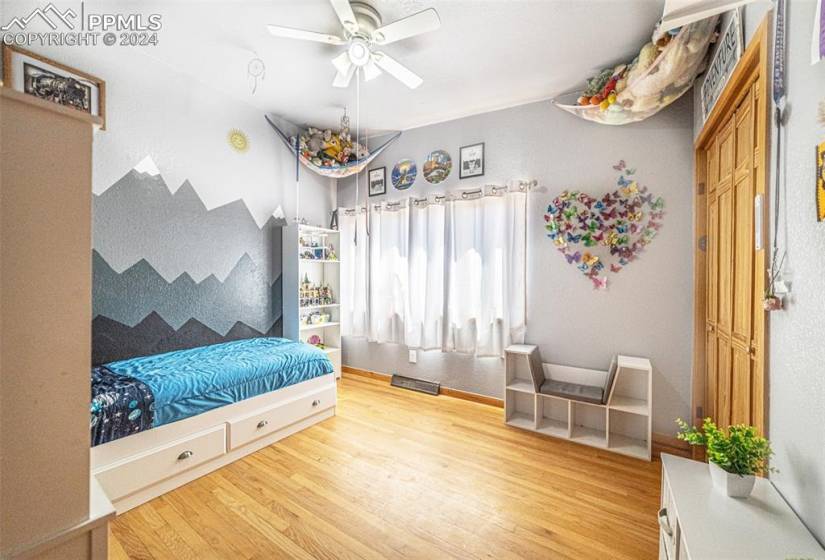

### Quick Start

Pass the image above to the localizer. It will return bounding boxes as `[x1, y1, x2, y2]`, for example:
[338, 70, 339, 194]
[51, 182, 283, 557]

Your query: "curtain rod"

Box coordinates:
[342, 180, 538, 214]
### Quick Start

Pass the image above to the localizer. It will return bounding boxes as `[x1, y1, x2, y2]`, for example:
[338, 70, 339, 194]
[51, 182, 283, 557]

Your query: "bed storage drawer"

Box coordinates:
[95, 424, 226, 501]
[228, 385, 335, 450]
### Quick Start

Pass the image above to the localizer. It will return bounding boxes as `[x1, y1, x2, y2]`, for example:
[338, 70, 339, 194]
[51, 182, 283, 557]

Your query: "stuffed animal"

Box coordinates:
[297, 121, 371, 167]
[322, 135, 343, 160]
[624, 42, 660, 86]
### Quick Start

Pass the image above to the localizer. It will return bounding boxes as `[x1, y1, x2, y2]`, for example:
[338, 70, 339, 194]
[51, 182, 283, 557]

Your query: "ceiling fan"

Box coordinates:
[266, 0, 440, 89]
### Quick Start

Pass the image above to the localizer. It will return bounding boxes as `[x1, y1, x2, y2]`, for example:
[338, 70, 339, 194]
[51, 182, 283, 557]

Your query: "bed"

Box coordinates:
[91, 337, 333, 446]
[90, 337, 336, 512]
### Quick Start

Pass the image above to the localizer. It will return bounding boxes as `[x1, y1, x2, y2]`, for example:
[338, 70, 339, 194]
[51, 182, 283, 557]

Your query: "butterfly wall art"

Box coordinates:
[545, 160, 665, 289]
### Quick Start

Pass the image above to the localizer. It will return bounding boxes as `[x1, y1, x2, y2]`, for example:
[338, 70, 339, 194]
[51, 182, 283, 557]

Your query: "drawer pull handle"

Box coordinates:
[658, 507, 673, 537]
[257, 420, 269, 429]
[177, 450, 194, 461]
[312, 399, 321, 407]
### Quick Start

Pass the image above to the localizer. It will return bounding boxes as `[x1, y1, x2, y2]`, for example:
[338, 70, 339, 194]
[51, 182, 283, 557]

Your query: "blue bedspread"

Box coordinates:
[91, 338, 333, 446]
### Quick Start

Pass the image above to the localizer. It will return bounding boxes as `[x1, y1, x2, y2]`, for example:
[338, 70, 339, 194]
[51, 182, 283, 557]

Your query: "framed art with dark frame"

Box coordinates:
[368, 166, 387, 196]
[2, 45, 106, 129]
[459, 142, 485, 179]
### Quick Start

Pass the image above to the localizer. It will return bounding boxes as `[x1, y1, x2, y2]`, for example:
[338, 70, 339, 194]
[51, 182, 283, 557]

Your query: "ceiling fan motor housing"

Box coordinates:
[349, 2, 382, 36]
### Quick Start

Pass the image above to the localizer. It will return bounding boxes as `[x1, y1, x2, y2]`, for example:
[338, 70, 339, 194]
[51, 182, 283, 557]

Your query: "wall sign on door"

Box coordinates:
[701, 9, 743, 123]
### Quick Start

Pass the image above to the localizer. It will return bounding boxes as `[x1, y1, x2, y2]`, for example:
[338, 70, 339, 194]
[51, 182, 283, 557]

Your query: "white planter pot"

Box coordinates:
[709, 461, 756, 498]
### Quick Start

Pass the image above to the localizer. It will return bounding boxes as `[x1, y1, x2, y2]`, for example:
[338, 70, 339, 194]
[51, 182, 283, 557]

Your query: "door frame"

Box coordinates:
[692, 14, 771, 453]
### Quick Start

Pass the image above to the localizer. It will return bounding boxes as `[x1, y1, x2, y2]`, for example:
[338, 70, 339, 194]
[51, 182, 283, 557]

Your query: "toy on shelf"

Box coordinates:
[299, 274, 335, 308]
[299, 235, 338, 261]
[306, 334, 325, 349]
[300, 310, 332, 326]
[552, 16, 718, 125]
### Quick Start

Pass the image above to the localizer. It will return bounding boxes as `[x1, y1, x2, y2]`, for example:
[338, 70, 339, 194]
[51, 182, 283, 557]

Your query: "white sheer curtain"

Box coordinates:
[406, 201, 445, 350]
[445, 192, 526, 356]
[369, 203, 409, 343]
[340, 188, 526, 357]
[339, 209, 369, 337]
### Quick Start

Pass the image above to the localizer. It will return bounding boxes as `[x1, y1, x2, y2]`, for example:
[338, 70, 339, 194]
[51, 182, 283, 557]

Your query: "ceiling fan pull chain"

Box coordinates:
[355, 67, 361, 245]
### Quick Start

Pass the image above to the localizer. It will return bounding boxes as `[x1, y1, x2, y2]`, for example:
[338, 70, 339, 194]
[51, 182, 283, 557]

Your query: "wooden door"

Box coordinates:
[694, 15, 769, 444]
[703, 88, 761, 430]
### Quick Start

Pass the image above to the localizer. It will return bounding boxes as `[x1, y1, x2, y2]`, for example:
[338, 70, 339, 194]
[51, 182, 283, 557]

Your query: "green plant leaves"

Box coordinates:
[675, 418, 774, 476]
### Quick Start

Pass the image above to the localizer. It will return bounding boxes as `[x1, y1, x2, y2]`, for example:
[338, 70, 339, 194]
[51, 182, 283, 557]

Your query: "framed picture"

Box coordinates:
[368, 166, 386, 196]
[459, 142, 485, 179]
[700, 9, 743, 123]
[2, 45, 106, 129]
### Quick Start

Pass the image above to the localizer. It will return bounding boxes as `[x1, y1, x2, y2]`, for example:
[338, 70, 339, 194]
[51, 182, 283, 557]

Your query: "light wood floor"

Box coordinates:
[110, 375, 662, 559]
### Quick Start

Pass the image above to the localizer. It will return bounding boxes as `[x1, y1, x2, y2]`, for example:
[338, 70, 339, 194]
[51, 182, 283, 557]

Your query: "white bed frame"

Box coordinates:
[91, 374, 336, 513]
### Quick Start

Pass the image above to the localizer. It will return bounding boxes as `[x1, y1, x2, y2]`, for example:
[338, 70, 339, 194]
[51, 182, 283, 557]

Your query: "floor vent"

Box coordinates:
[390, 375, 440, 396]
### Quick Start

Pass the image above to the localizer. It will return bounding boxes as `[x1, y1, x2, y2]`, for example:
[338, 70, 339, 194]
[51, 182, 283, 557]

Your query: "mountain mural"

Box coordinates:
[92, 313, 283, 365]
[93, 166, 285, 283]
[93, 249, 281, 335]
[92, 159, 286, 364]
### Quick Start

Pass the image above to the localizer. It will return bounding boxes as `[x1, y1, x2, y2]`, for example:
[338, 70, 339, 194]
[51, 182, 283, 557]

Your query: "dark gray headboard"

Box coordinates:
[91, 166, 285, 365]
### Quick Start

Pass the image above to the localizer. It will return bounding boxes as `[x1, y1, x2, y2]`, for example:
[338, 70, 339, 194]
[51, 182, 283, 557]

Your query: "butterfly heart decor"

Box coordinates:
[545, 160, 665, 289]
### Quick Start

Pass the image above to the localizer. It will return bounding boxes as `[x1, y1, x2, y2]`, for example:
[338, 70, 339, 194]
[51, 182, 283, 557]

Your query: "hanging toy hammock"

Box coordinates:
[265, 113, 401, 179]
[552, 16, 718, 126]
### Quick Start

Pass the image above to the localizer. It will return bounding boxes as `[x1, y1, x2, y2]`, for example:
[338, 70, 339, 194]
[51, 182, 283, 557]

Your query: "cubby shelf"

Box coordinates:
[609, 395, 649, 416]
[505, 412, 535, 431]
[504, 344, 652, 461]
[505, 380, 535, 393]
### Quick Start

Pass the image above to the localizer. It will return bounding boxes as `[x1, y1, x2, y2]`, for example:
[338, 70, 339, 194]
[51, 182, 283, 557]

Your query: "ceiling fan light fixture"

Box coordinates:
[347, 39, 371, 66]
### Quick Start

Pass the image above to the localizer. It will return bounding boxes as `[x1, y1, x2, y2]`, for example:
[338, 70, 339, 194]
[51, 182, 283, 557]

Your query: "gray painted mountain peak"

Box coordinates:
[92, 249, 282, 334]
[93, 165, 283, 282]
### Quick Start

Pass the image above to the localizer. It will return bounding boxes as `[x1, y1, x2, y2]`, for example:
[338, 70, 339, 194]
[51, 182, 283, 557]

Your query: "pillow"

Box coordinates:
[527, 347, 545, 392]
[602, 355, 619, 404]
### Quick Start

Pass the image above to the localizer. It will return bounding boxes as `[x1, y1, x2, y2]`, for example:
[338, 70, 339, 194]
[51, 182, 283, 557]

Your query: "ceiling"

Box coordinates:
[101, 0, 666, 132]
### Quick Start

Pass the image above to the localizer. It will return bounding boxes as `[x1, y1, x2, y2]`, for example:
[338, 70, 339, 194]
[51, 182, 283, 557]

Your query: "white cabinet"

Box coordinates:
[659, 454, 824, 560]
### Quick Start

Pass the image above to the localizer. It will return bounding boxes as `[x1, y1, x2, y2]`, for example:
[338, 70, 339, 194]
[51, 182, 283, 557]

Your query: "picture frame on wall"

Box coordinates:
[368, 166, 386, 196]
[700, 9, 743, 123]
[2, 45, 106, 129]
[459, 142, 485, 179]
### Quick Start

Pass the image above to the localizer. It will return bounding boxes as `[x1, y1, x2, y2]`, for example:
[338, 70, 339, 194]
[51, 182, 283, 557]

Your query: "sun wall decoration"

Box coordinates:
[545, 161, 665, 289]
[228, 129, 249, 153]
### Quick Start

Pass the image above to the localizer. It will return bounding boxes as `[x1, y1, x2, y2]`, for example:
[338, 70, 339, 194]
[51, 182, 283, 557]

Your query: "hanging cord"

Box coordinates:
[295, 133, 300, 223]
[353, 68, 361, 246]
[768, 0, 787, 296]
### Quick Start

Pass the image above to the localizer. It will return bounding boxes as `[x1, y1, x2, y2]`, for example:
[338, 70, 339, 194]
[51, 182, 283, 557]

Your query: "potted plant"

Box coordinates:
[676, 418, 775, 498]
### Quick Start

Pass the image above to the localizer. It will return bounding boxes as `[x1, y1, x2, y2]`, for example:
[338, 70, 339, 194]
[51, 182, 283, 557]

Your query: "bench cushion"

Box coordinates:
[540, 379, 604, 404]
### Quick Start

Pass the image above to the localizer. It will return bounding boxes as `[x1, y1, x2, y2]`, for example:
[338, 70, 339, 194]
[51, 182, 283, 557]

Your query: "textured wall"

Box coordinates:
[692, 2, 825, 545]
[339, 96, 696, 435]
[91, 161, 286, 364]
[2, 26, 336, 362]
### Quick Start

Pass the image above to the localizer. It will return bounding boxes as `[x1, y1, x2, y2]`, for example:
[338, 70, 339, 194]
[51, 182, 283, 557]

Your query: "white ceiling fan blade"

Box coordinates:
[373, 52, 423, 89]
[332, 64, 356, 88]
[362, 58, 381, 82]
[329, 0, 359, 33]
[372, 8, 440, 45]
[332, 51, 353, 75]
[266, 25, 345, 45]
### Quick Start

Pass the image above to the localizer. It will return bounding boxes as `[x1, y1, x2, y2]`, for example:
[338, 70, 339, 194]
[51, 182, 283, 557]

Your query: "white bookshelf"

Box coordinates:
[298, 224, 341, 379]
[504, 345, 652, 460]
